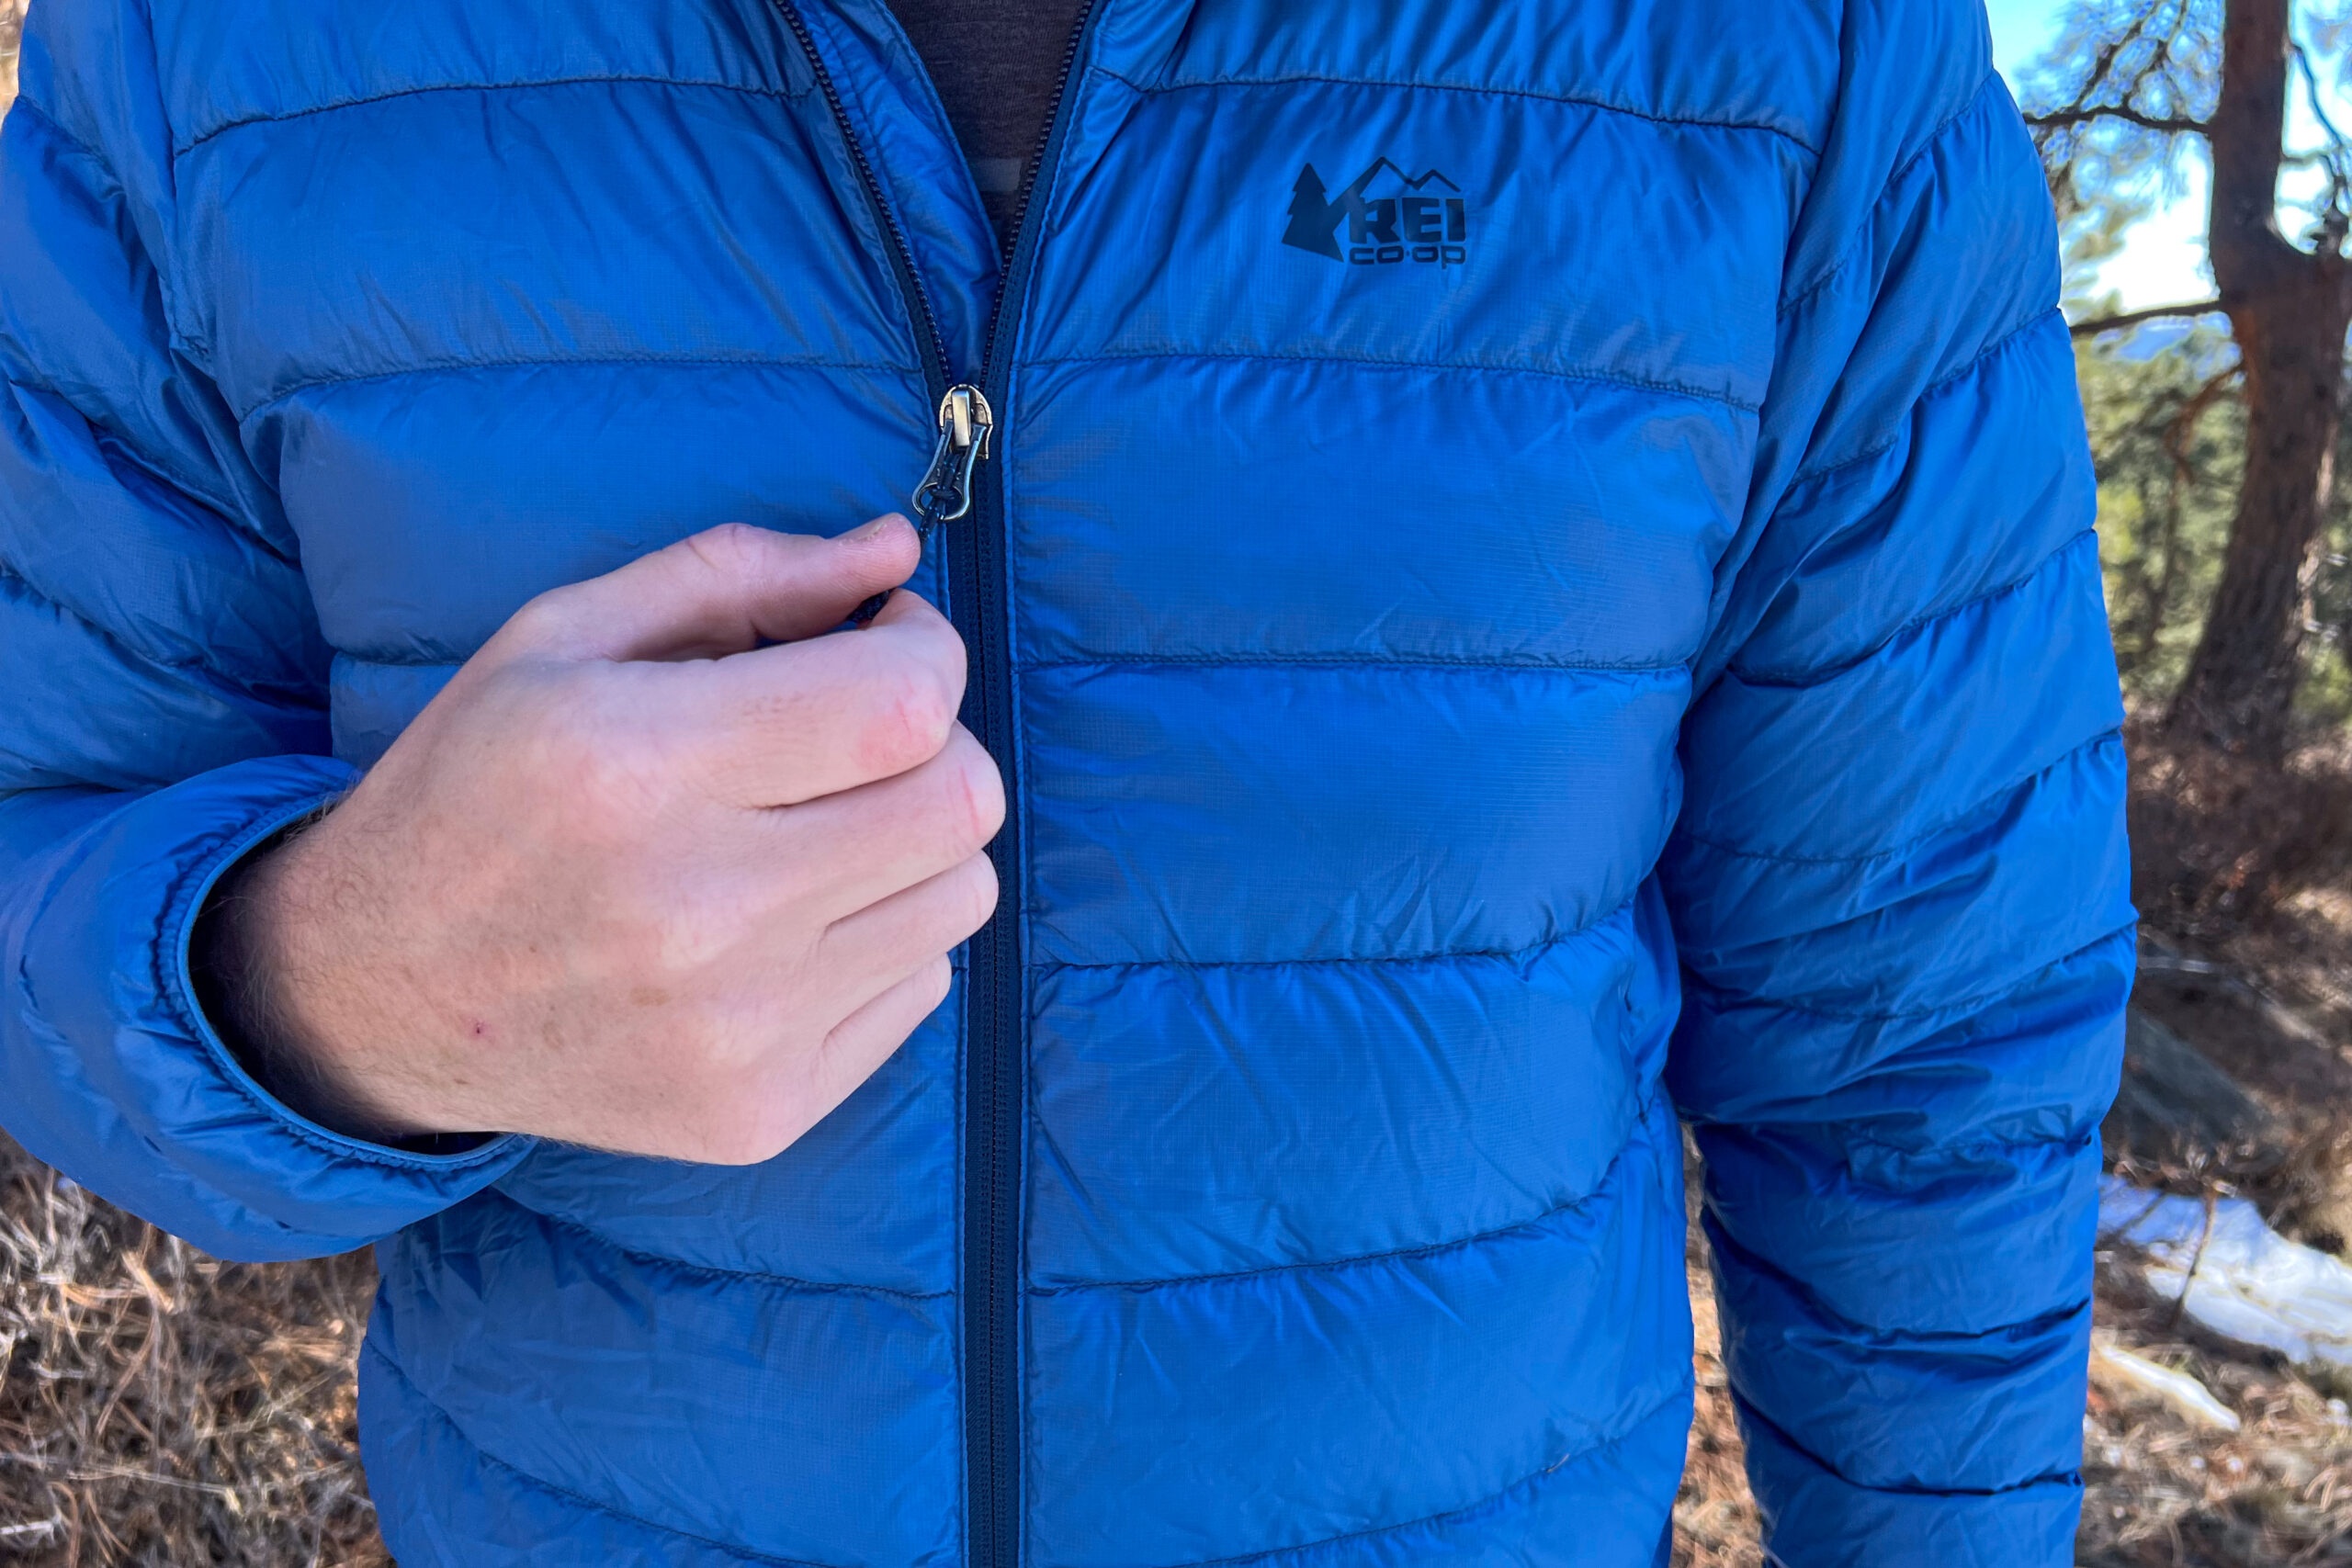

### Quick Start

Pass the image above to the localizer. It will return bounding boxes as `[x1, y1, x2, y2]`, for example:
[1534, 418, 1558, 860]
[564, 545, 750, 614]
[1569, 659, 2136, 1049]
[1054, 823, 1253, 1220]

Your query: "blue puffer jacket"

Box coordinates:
[0, 0, 2133, 1562]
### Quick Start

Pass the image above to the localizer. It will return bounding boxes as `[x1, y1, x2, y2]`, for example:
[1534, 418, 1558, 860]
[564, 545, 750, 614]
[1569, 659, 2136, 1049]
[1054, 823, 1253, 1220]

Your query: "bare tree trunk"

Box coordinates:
[2169, 0, 2352, 754]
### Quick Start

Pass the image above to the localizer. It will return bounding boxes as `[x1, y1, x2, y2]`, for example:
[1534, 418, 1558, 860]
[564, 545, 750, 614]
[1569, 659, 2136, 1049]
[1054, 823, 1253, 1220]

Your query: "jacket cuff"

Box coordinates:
[8, 753, 532, 1259]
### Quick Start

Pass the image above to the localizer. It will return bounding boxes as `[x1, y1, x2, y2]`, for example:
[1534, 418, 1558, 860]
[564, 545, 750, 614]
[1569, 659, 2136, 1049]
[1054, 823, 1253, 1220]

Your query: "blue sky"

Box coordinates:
[1984, 0, 2213, 310]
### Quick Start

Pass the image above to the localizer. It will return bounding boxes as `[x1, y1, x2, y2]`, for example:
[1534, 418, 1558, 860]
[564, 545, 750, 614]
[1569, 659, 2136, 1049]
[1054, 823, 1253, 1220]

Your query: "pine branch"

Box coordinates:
[2027, 105, 2211, 135]
[2164, 361, 2244, 480]
[2070, 299, 2227, 337]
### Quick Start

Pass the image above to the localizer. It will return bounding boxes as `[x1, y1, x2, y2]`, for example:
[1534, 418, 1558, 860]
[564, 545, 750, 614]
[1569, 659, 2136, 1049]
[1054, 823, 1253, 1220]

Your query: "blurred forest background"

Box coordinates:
[5, 0, 2352, 1563]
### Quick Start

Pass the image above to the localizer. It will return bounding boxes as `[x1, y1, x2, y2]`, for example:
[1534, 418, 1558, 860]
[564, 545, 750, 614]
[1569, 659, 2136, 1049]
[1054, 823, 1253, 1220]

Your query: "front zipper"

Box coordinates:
[958, 12, 1102, 1568]
[768, 6, 1102, 1567]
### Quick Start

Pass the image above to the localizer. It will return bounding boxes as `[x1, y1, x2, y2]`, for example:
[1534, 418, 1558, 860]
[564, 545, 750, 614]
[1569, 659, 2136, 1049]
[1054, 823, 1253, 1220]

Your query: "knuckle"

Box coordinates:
[564, 724, 661, 825]
[671, 1001, 770, 1091]
[501, 592, 577, 649]
[918, 955, 956, 1011]
[641, 895, 730, 976]
[678, 521, 771, 577]
[915, 607, 971, 676]
[497, 677, 610, 791]
[950, 854, 1000, 933]
[944, 739, 1007, 850]
[699, 1097, 795, 1167]
[542, 683, 683, 826]
[860, 665, 957, 774]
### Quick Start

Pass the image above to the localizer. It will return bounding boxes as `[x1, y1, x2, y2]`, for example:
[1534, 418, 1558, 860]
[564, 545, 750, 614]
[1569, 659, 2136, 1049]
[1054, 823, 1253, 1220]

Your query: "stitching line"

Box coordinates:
[4, 301, 272, 538]
[1035, 890, 1646, 976]
[0, 557, 327, 718]
[1675, 728, 2121, 869]
[1140, 1375, 1695, 1568]
[175, 75, 814, 158]
[1019, 652, 1691, 675]
[1680, 920, 2140, 1025]
[0, 558, 210, 674]
[1031, 1097, 1659, 1298]
[83, 424, 277, 561]
[1777, 71, 2004, 316]
[488, 1190, 951, 1304]
[1093, 63, 1823, 156]
[1727, 520, 2094, 690]
[1702, 1215, 2097, 1354]
[1733, 1390, 2084, 1501]
[1021, 347, 1761, 415]
[234, 353, 914, 426]
[363, 1345, 853, 1568]
[1779, 304, 2065, 494]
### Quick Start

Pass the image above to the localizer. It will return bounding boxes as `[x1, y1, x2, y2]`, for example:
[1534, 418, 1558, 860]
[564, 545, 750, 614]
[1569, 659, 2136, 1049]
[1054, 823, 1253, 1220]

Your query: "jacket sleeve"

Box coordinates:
[1660, 8, 2134, 1562]
[0, 6, 528, 1261]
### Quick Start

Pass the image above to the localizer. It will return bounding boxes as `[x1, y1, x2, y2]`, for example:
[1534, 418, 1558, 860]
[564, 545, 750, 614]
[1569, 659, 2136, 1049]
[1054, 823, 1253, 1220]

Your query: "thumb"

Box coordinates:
[499, 517, 921, 663]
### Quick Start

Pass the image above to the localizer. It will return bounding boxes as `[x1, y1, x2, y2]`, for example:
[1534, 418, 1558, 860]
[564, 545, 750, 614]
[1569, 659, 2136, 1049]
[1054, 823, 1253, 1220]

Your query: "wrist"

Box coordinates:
[190, 810, 441, 1145]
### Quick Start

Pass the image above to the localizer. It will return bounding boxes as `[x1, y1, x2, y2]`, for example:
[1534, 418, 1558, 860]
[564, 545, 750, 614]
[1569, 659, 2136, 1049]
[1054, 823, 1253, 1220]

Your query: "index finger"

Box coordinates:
[650, 587, 972, 808]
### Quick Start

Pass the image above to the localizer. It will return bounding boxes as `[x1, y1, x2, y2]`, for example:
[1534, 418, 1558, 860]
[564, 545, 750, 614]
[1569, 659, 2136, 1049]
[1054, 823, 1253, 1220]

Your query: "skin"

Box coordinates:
[201, 514, 1003, 1165]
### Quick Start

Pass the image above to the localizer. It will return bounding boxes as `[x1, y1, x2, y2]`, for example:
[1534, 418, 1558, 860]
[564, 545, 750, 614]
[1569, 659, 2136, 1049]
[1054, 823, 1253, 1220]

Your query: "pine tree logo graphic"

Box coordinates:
[1283, 157, 1470, 266]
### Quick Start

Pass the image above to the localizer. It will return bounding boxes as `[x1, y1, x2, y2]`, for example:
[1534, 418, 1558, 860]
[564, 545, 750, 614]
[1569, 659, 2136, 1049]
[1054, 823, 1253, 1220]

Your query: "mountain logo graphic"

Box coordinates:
[1283, 157, 1470, 266]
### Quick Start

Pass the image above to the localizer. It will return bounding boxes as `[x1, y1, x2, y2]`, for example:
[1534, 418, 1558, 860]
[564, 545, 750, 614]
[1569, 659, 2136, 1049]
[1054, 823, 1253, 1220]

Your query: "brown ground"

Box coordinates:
[0, 1140, 385, 1567]
[2057, 728, 2352, 1566]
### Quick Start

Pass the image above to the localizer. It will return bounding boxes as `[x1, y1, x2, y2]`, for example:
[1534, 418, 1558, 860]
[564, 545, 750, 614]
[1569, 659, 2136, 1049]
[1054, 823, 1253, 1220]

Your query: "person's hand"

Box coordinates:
[198, 518, 1001, 1164]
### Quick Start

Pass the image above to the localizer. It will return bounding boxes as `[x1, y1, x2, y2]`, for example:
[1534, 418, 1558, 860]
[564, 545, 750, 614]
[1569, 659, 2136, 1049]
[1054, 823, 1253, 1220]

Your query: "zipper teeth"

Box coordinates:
[766, 0, 954, 392]
[967, 10, 1102, 1568]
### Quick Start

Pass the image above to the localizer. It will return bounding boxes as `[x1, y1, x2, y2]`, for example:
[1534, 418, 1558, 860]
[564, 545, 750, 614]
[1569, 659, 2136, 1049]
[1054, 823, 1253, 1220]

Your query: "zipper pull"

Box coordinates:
[911, 384, 994, 535]
[851, 385, 996, 628]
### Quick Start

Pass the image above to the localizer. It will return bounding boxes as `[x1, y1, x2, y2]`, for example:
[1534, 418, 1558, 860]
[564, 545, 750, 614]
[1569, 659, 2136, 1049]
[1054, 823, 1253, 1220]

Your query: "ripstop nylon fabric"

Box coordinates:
[0, 0, 2132, 1562]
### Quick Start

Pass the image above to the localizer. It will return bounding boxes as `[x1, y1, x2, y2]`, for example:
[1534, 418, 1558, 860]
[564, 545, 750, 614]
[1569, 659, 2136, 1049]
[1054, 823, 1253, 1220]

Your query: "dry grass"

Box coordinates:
[2078, 1286, 2352, 1565]
[1, 0, 19, 111]
[2128, 722, 2352, 1045]
[1676, 1207, 1763, 1568]
[0, 1134, 386, 1567]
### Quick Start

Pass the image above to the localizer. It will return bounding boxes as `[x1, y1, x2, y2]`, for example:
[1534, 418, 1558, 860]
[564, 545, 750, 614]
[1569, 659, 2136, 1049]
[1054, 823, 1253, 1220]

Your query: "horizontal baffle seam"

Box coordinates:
[486, 1190, 954, 1305]
[1133, 1372, 1696, 1568]
[361, 1344, 861, 1568]
[176, 74, 819, 160]
[235, 353, 917, 427]
[1028, 1095, 1661, 1298]
[1095, 61, 1824, 156]
[1019, 346, 1762, 413]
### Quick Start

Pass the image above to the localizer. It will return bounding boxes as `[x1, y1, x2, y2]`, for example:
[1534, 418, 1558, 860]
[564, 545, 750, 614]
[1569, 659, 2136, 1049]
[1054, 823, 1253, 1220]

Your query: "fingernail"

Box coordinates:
[844, 513, 906, 542]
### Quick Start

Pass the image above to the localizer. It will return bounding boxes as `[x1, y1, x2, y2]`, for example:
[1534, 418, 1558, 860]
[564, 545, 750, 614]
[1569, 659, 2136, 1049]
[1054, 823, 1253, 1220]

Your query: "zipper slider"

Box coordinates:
[850, 384, 996, 628]
[912, 384, 994, 533]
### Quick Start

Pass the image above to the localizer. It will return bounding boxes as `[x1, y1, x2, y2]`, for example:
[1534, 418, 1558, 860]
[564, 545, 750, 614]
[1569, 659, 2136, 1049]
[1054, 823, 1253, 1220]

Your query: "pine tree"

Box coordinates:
[1283, 164, 1344, 259]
